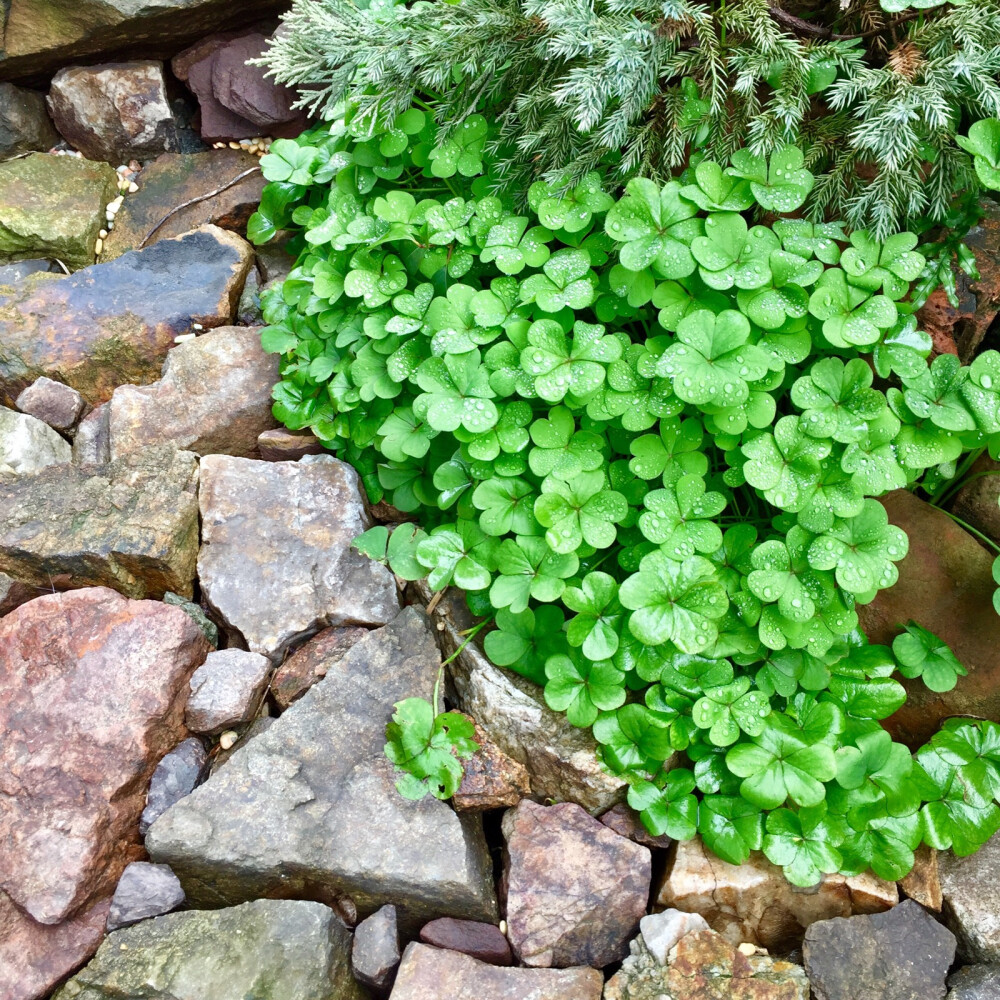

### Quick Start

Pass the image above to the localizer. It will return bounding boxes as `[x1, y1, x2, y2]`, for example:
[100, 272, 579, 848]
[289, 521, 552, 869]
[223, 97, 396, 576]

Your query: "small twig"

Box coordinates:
[137, 166, 262, 249]
[53, 259, 70, 275]
[425, 587, 447, 615]
[768, 5, 920, 39]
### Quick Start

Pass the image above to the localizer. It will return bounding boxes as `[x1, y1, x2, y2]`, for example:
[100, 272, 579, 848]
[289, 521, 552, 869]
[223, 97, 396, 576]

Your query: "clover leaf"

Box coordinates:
[638, 473, 726, 557]
[728, 146, 815, 213]
[892, 621, 968, 692]
[693, 676, 771, 747]
[792, 357, 886, 443]
[543, 648, 626, 727]
[534, 469, 628, 553]
[563, 571, 626, 660]
[520, 248, 597, 312]
[261, 138, 319, 185]
[840, 231, 924, 298]
[698, 795, 764, 865]
[480, 217, 552, 274]
[528, 405, 606, 478]
[594, 703, 675, 774]
[483, 605, 566, 685]
[691, 212, 777, 290]
[529, 172, 615, 232]
[427, 114, 488, 177]
[416, 521, 496, 591]
[957, 119, 1000, 189]
[489, 536, 579, 613]
[742, 415, 831, 512]
[900, 353, 976, 433]
[628, 768, 700, 839]
[763, 804, 845, 886]
[808, 269, 897, 348]
[836, 809, 922, 882]
[415, 350, 499, 433]
[471, 476, 537, 535]
[522, 319, 623, 402]
[629, 416, 708, 480]
[681, 159, 754, 212]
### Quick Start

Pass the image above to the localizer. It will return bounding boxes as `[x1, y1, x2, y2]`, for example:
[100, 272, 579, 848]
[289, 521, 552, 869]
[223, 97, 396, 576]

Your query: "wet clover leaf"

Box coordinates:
[892, 621, 968, 692]
[693, 677, 771, 746]
[520, 249, 597, 312]
[543, 648, 626, 727]
[529, 172, 615, 232]
[534, 470, 628, 553]
[727, 146, 815, 213]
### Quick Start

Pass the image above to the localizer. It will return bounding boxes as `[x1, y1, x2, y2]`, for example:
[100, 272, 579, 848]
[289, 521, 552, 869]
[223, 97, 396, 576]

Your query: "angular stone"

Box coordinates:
[428, 585, 626, 813]
[388, 943, 603, 1000]
[453, 723, 531, 812]
[656, 836, 898, 951]
[139, 737, 208, 836]
[47, 62, 177, 163]
[0, 405, 71, 475]
[73, 403, 110, 465]
[257, 426, 326, 462]
[52, 899, 364, 1000]
[271, 625, 369, 711]
[353, 904, 401, 997]
[185, 649, 271, 735]
[103, 149, 265, 259]
[108, 326, 277, 460]
[0, 446, 199, 600]
[16, 376, 86, 432]
[0, 588, 210, 925]
[640, 909, 710, 966]
[0, 570, 36, 615]
[600, 802, 674, 850]
[0, 82, 59, 158]
[804, 900, 955, 1000]
[0, 153, 116, 270]
[859, 490, 1000, 746]
[106, 862, 184, 931]
[947, 964, 1000, 1000]
[198, 455, 401, 661]
[900, 844, 941, 912]
[146, 610, 497, 927]
[0, 224, 254, 407]
[939, 830, 1000, 962]
[502, 800, 650, 968]
[1, 891, 110, 1000]
[419, 918, 513, 966]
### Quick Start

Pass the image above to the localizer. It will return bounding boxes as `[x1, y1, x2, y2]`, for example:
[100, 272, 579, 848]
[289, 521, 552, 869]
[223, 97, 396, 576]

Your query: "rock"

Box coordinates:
[0, 153, 116, 270]
[0, 570, 35, 615]
[210, 714, 275, 771]
[106, 862, 184, 931]
[257, 426, 326, 462]
[453, 723, 531, 812]
[0, 405, 71, 475]
[388, 943, 603, 1000]
[73, 403, 110, 464]
[0, 446, 199, 600]
[139, 737, 208, 836]
[600, 803, 674, 850]
[605, 928, 809, 1000]
[426, 585, 627, 813]
[237, 266, 263, 324]
[1, 892, 110, 1000]
[502, 800, 650, 968]
[947, 964, 1000, 999]
[102, 150, 265, 259]
[0, 588, 209, 926]
[804, 899, 956, 1000]
[255, 237, 295, 283]
[0, 1, 293, 81]
[939, 830, 1000, 962]
[185, 649, 271, 735]
[419, 917, 513, 966]
[198, 454, 401, 661]
[146, 609, 497, 927]
[0, 258, 58, 283]
[951, 455, 1000, 548]
[52, 899, 364, 1000]
[859, 490, 1000, 747]
[271, 625, 369, 711]
[639, 909, 710, 965]
[108, 326, 277, 460]
[15, 376, 85, 432]
[353, 904, 401, 997]
[900, 844, 942, 911]
[0, 224, 254, 407]
[47, 62, 177, 163]
[0, 82, 58, 158]
[656, 836, 898, 950]
[163, 592, 219, 648]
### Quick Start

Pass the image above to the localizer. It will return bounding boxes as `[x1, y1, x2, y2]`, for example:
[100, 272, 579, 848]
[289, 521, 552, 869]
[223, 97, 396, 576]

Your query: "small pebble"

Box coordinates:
[229, 141, 240, 150]
[94, 238, 103, 255]
[173, 333, 196, 344]
[191, 323, 204, 331]
[128, 182, 139, 193]
[738, 942, 756, 956]
[99, 229, 108, 239]
[219, 730, 238, 750]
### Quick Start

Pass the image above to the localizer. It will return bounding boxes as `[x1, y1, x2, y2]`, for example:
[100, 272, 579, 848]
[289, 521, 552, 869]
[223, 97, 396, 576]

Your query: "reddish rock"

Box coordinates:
[859, 489, 1000, 747]
[257, 426, 326, 462]
[0, 588, 210, 925]
[271, 626, 369, 710]
[419, 917, 513, 966]
[0, 570, 36, 615]
[16, 376, 86, 432]
[600, 802, 674, 850]
[951, 455, 1000, 548]
[453, 724, 531, 812]
[917, 285, 963, 359]
[502, 800, 651, 968]
[0, 891, 110, 1000]
[901, 844, 942, 912]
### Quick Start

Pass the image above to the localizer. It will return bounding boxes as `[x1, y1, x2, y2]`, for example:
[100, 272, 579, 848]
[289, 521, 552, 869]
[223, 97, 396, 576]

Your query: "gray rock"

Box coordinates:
[197, 454, 401, 662]
[948, 964, 1000, 999]
[73, 403, 110, 465]
[140, 737, 208, 836]
[52, 899, 365, 1000]
[0, 405, 71, 475]
[640, 909, 710, 965]
[0, 82, 58, 159]
[940, 829, 1000, 962]
[352, 904, 400, 997]
[185, 648, 271, 735]
[106, 862, 185, 931]
[237, 265, 263, 324]
[0, 258, 58, 283]
[16, 376, 85, 432]
[146, 609, 497, 928]
[163, 592, 219, 648]
[804, 899, 956, 1000]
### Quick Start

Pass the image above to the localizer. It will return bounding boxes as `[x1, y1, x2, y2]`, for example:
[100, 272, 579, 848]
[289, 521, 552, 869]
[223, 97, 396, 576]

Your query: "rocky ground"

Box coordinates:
[2, 2, 1000, 999]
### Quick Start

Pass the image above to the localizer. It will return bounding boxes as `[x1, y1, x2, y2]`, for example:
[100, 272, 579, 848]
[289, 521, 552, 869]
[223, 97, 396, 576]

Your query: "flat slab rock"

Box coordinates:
[146, 609, 497, 927]
[52, 899, 364, 1000]
[388, 943, 603, 1000]
[939, 829, 1000, 962]
[0, 588, 210, 927]
[0, 445, 199, 600]
[198, 454, 401, 661]
[0, 224, 253, 407]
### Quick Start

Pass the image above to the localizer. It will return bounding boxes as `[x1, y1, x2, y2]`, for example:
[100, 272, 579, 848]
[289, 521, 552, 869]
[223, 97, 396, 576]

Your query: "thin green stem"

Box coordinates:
[929, 505, 1000, 554]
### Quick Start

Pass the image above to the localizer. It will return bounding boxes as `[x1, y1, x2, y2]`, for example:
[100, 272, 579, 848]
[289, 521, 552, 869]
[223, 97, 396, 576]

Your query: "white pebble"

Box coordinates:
[94, 238, 103, 255]
[128, 182, 138, 194]
[191, 323, 204, 331]
[99, 229, 108, 239]
[738, 943, 756, 956]
[219, 730, 238, 750]
[174, 333, 196, 344]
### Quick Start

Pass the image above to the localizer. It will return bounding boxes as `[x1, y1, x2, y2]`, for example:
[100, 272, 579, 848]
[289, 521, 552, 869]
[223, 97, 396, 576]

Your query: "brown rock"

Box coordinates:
[388, 942, 603, 1000]
[859, 489, 1000, 747]
[16, 375, 86, 432]
[102, 150, 265, 259]
[0, 570, 36, 615]
[271, 625, 369, 710]
[0, 588, 210, 925]
[0, 891, 110, 1000]
[0, 82, 59, 159]
[419, 917, 513, 966]
[107, 326, 277, 459]
[258, 426, 326, 462]
[0, 446, 199, 600]
[900, 844, 942, 912]
[951, 455, 1000, 549]
[0, 225, 253, 407]
[600, 802, 674, 850]
[47, 62, 178, 163]
[656, 836, 898, 951]
[72, 402, 110, 465]
[453, 723, 531, 812]
[502, 800, 651, 968]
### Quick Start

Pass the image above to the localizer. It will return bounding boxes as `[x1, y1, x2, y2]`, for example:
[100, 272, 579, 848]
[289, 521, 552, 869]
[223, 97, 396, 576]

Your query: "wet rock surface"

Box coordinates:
[257, 425, 327, 461]
[106, 862, 185, 931]
[16, 376, 86, 432]
[419, 917, 513, 966]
